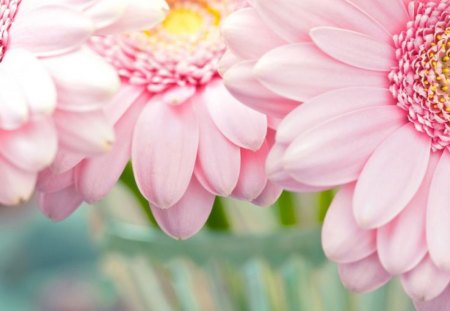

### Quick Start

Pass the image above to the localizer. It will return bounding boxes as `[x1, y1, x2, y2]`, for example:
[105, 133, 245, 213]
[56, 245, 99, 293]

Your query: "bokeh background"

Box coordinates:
[0, 178, 415, 311]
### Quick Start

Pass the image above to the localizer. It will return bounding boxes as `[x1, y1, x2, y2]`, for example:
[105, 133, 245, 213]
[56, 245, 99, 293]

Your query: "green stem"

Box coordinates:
[205, 197, 231, 231]
[317, 190, 335, 223]
[276, 191, 298, 227]
[119, 162, 157, 226]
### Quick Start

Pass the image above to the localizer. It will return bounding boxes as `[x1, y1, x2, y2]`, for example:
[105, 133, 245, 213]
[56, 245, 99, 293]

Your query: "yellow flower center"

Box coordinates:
[163, 8, 204, 35]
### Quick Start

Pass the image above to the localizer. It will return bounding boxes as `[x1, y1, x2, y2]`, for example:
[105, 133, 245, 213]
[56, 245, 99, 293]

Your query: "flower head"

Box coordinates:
[0, 0, 167, 206]
[223, 0, 450, 308]
[38, 0, 281, 239]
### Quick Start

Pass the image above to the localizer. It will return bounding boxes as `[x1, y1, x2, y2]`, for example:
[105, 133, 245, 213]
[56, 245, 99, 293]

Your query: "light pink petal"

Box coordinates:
[96, 0, 168, 34]
[2, 49, 56, 115]
[0, 157, 36, 205]
[222, 7, 286, 60]
[402, 255, 450, 302]
[49, 149, 84, 174]
[266, 143, 331, 192]
[83, 0, 127, 30]
[104, 85, 148, 124]
[252, 0, 388, 42]
[162, 86, 196, 106]
[204, 79, 267, 151]
[55, 109, 115, 156]
[346, 0, 409, 35]
[217, 50, 241, 76]
[414, 285, 450, 311]
[37, 169, 74, 193]
[0, 69, 28, 130]
[354, 124, 431, 229]
[283, 106, 406, 187]
[255, 43, 389, 102]
[223, 60, 299, 120]
[132, 98, 199, 209]
[377, 154, 439, 275]
[18, 0, 97, 14]
[11, 5, 93, 56]
[43, 47, 120, 111]
[338, 253, 391, 293]
[427, 151, 450, 271]
[39, 186, 84, 222]
[151, 177, 215, 240]
[232, 142, 269, 201]
[251, 181, 282, 207]
[75, 100, 144, 203]
[310, 27, 395, 71]
[194, 100, 240, 196]
[277, 87, 396, 144]
[322, 184, 376, 264]
[0, 118, 57, 172]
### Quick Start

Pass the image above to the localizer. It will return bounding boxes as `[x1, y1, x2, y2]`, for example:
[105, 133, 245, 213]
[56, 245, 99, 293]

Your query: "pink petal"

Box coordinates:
[223, 60, 299, 120]
[2, 49, 56, 115]
[132, 97, 199, 208]
[11, 5, 93, 57]
[204, 79, 267, 151]
[0, 157, 36, 205]
[322, 184, 376, 264]
[338, 253, 391, 293]
[402, 255, 450, 301]
[283, 106, 406, 187]
[151, 177, 215, 240]
[49, 149, 84, 174]
[347, 0, 409, 35]
[277, 87, 396, 144]
[0, 69, 28, 130]
[255, 43, 389, 102]
[37, 169, 74, 193]
[217, 50, 241, 76]
[427, 151, 450, 270]
[377, 154, 439, 275]
[222, 7, 286, 60]
[75, 100, 144, 203]
[266, 143, 330, 192]
[354, 124, 431, 229]
[0, 118, 57, 171]
[251, 181, 282, 207]
[232, 142, 269, 201]
[39, 186, 84, 221]
[55, 109, 115, 156]
[310, 27, 395, 71]
[251, 0, 388, 42]
[43, 47, 120, 111]
[414, 285, 450, 311]
[83, 0, 127, 30]
[194, 100, 240, 196]
[104, 85, 148, 124]
[96, 0, 168, 34]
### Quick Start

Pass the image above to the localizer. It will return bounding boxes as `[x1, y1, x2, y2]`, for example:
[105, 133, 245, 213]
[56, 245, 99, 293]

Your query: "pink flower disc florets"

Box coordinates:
[91, 0, 241, 93]
[390, 0, 450, 150]
[0, 0, 21, 61]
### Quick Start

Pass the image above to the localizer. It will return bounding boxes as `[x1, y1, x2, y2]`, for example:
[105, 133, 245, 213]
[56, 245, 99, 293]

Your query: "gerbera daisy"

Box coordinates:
[222, 0, 450, 309]
[0, 0, 167, 205]
[38, 0, 282, 239]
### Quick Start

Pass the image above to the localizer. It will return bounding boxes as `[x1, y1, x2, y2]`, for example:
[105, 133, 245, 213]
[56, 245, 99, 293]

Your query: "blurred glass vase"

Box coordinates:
[93, 185, 414, 311]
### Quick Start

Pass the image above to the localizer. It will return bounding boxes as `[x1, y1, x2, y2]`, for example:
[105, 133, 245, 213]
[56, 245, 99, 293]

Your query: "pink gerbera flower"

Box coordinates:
[223, 0, 450, 309]
[0, 0, 167, 205]
[38, 0, 282, 239]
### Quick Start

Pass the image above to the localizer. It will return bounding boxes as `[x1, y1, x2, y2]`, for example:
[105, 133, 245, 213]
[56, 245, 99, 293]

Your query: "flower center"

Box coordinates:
[91, 0, 240, 93]
[390, 0, 450, 151]
[0, 0, 21, 61]
[162, 7, 204, 35]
